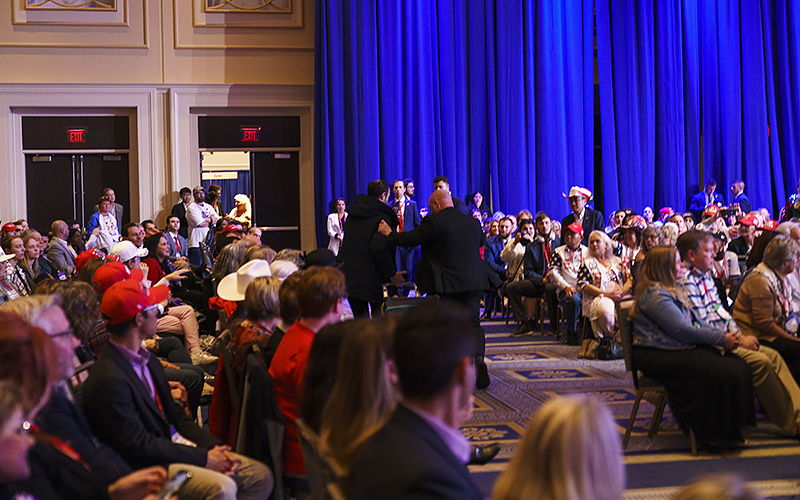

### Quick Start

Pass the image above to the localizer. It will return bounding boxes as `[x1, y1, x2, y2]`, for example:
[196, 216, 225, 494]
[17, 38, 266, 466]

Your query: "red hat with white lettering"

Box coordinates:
[738, 213, 758, 226]
[93, 261, 144, 294]
[564, 221, 584, 236]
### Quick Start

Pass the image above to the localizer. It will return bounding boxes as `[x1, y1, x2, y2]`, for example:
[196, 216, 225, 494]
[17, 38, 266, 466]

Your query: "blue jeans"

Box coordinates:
[188, 247, 202, 268]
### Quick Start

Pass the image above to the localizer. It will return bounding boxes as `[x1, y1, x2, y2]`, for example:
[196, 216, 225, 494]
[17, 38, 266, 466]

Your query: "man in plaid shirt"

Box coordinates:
[676, 230, 800, 436]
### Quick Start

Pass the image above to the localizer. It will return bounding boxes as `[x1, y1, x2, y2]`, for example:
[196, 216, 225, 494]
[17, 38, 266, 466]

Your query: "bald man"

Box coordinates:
[46, 220, 77, 275]
[378, 189, 496, 388]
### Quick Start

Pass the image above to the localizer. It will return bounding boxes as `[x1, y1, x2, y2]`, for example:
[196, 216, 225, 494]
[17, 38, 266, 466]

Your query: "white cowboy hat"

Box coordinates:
[217, 259, 272, 301]
[562, 186, 593, 200]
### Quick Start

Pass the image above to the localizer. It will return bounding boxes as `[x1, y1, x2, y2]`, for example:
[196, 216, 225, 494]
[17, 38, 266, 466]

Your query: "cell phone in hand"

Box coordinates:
[158, 470, 192, 500]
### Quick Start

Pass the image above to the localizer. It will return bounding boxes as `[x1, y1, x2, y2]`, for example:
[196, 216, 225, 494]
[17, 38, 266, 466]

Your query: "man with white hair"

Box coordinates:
[560, 186, 604, 245]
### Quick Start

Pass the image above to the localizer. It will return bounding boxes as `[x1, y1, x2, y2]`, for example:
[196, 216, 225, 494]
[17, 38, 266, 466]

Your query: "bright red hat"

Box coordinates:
[101, 280, 169, 326]
[764, 220, 779, 231]
[1, 222, 21, 233]
[564, 221, 584, 235]
[703, 204, 720, 217]
[738, 213, 758, 226]
[93, 261, 144, 294]
[75, 249, 118, 271]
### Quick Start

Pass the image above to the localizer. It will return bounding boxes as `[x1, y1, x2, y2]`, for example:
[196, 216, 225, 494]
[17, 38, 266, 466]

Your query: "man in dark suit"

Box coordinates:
[350, 302, 484, 500]
[170, 187, 193, 239]
[731, 179, 752, 216]
[433, 175, 470, 215]
[83, 279, 273, 500]
[482, 216, 513, 319]
[378, 189, 495, 388]
[505, 212, 560, 336]
[339, 179, 402, 318]
[560, 186, 604, 246]
[689, 178, 725, 221]
[390, 179, 422, 282]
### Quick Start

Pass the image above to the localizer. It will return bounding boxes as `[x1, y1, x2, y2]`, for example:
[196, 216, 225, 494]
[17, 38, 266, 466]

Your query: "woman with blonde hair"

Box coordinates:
[492, 394, 624, 500]
[229, 193, 252, 229]
[318, 317, 398, 477]
[576, 230, 631, 356]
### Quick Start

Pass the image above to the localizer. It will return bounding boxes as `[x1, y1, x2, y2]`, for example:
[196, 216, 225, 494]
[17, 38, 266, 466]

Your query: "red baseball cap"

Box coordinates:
[764, 220, 779, 231]
[703, 204, 720, 217]
[75, 249, 118, 271]
[564, 221, 584, 236]
[2, 222, 21, 233]
[738, 213, 758, 226]
[101, 280, 169, 326]
[93, 261, 144, 294]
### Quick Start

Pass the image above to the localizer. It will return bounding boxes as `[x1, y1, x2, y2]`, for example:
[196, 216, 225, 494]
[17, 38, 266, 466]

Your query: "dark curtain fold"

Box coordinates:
[315, 0, 800, 247]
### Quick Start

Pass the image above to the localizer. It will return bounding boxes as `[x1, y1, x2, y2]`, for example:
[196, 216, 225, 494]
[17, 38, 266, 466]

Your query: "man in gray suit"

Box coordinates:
[164, 215, 188, 259]
[46, 220, 77, 275]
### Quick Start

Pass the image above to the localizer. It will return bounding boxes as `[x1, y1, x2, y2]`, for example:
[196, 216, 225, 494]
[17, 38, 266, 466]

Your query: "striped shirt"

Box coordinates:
[677, 263, 737, 332]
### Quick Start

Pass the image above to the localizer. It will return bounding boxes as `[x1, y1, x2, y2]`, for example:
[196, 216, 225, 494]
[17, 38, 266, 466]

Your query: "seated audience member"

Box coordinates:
[642, 206, 655, 224]
[616, 215, 645, 275]
[110, 239, 148, 271]
[248, 226, 263, 241]
[20, 231, 52, 282]
[576, 231, 630, 356]
[317, 317, 398, 479]
[637, 226, 664, 259]
[0, 300, 178, 500]
[243, 244, 277, 265]
[501, 218, 534, 283]
[262, 270, 303, 368]
[655, 206, 674, 227]
[672, 473, 763, 500]
[549, 222, 588, 345]
[482, 217, 513, 319]
[605, 209, 626, 237]
[270, 260, 299, 280]
[269, 266, 346, 497]
[485, 218, 499, 238]
[298, 321, 354, 434]
[121, 222, 146, 251]
[677, 230, 800, 437]
[86, 196, 121, 253]
[668, 212, 688, 234]
[141, 232, 201, 307]
[661, 222, 679, 247]
[561, 186, 604, 245]
[505, 212, 560, 336]
[228, 194, 252, 229]
[47, 220, 77, 275]
[683, 212, 696, 231]
[0, 382, 38, 498]
[164, 215, 188, 259]
[209, 243, 248, 296]
[1, 235, 32, 296]
[733, 235, 800, 381]
[0, 254, 21, 305]
[1, 222, 22, 239]
[492, 395, 624, 500]
[728, 213, 758, 264]
[350, 302, 482, 500]
[632, 247, 754, 449]
[142, 220, 157, 233]
[83, 279, 273, 500]
[229, 276, 281, 377]
[274, 248, 306, 269]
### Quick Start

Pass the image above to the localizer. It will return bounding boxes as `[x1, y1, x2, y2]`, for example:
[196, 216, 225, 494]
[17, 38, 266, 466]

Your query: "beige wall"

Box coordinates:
[0, 0, 318, 249]
[0, 0, 314, 85]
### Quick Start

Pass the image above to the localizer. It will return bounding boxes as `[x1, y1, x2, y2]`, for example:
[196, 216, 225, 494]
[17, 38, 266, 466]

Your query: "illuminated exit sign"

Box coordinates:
[240, 126, 261, 142]
[67, 128, 87, 143]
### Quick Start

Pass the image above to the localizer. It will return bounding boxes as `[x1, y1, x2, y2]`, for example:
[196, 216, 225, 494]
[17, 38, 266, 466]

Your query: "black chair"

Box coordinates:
[616, 299, 697, 455]
[296, 418, 348, 500]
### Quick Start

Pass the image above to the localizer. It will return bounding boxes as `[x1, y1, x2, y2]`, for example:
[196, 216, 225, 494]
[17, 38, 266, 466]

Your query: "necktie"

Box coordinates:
[174, 235, 181, 252]
[397, 202, 404, 232]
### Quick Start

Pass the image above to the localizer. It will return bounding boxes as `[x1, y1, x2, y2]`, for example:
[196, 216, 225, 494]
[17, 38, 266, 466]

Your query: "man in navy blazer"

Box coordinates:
[730, 180, 752, 216]
[83, 280, 273, 499]
[164, 214, 188, 259]
[689, 178, 725, 221]
[560, 186, 604, 246]
[390, 180, 422, 282]
[350, 302, 485, 500]
[482, 216, 513, 319]
[506, 212, 560, 336]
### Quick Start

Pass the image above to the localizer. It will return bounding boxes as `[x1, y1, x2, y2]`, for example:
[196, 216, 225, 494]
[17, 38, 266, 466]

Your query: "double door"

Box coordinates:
[25, 153, 130, 232]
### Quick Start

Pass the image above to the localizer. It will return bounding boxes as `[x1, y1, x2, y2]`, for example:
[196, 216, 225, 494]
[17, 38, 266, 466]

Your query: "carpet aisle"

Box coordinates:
[464, 319, 800, 499]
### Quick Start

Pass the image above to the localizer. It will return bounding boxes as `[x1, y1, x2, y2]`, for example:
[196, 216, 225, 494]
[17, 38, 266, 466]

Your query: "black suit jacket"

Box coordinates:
[339, 194, 399, 303]
[171, 202, 189, 239]
[37, 386, 132, 487]
[351, 405, 483, 500]
[83, 343, 220, 469]
[561, 208, 604, 245]
[388, 207, 490, 295]
[523, 235, 561, 285]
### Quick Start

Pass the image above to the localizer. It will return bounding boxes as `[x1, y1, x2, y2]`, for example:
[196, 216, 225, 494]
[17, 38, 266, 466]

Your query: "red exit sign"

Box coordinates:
[241, 126, 261, 142]
[67, 128, 87, 143]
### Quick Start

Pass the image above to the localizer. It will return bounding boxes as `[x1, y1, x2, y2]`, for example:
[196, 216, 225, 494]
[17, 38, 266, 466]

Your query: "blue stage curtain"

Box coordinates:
[315, 0, 800, 246]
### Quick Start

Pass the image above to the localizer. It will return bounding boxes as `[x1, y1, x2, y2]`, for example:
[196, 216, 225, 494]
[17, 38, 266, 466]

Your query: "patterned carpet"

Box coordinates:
[464, 319, 800, 499]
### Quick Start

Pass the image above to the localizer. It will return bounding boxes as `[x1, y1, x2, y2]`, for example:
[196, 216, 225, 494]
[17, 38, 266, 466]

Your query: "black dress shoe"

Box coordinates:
[468, 443, 501, 465]
[511, 321, 534, 337]
[476, 360, 490, 389]
[480, 311, 493, 321]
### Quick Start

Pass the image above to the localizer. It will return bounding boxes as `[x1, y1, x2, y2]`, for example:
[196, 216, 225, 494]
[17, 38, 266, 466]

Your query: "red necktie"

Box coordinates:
[174, 235, 181, 252]
[397, 202, 404, 232]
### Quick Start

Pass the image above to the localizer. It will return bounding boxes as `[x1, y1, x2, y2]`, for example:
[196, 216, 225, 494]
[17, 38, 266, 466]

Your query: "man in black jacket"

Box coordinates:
[170, 187, 193, 239]
[350, 302, 484, 500]
[378, 189, 495, 388]
[339, 179, 402, 318]
[561, 186, 604, 245]
[505, 212, 561, 336]
[83, 279, 273, 500]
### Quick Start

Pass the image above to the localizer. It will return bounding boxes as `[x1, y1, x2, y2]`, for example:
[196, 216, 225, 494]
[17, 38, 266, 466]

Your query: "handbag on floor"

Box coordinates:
[596, 337, 624, 360]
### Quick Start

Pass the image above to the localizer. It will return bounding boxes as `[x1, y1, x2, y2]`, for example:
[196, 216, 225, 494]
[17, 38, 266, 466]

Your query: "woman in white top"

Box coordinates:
[228, 193, 252, 229]
[327, 198, 347, 256]
[577, 230, 631, 343]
